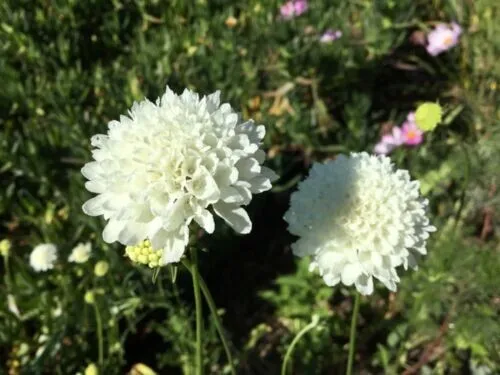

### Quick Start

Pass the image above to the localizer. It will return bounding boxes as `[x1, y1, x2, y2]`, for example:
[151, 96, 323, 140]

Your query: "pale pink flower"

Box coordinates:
[401, 115, 424, 146]
[426, 22, 462, 56]
[320, 29, 342, 43]
[293, 0, 308, 16]
[280, 0, 308, 19]
[375, 112, 424, 154]
[280, 2, 295, 19]
[373, 140, 393, 155]
[374, 127, 404, 155]
[406, 111, 416, 123]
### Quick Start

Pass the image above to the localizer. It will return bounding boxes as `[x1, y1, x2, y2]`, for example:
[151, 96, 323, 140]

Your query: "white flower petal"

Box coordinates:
[81, 162, 103, 180]
[85, 180, 106, 194]
[261, 166, 279, 182]
[235, 158, 261, 180]
[150, 229, 169, 250]
[186, 167, 220, 202]
[213, 202, 252, 234]
[102, 220, 126, 243]
[220, 186, 244, 204]
[355, 274, 374, 295]
[119, 222, 149, 245]
[248, 176, 272, 193]
[82, 195, 108, 216]
[341, 263, 362, 285]
[160, 227, 189, 265]
[162, 196, 189, 232]
[194, 208, 215, 234]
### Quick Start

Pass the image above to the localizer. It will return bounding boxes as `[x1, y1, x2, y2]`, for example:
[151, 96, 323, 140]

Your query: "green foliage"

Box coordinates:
[260, 258, 333, 319]
[1, 0, 500, 373]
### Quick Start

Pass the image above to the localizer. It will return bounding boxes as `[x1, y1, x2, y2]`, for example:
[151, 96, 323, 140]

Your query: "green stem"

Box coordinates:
[93, 303, 104, 368]
[453, 142, 471, 230]
[346, 293, 361, 375]
[182, 259, 236, 375]
[281, 316, 320, 375]
[3, 255, 12, 291]
[191, 248, 203, 375]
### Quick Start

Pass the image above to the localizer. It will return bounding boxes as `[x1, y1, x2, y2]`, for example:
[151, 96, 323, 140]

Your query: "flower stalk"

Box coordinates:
[281, 315, 320, 375]
[191, 248, 203, 375]
[346, 293, 361, 375]
[92, 302, 104, 368]
[182, 258, 236, 375]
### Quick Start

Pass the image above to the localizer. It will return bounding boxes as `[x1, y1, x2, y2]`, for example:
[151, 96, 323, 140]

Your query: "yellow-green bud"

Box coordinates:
[0, 239, 11, 257]
[94, 261, 109, 277]
[130, 363, 157, 375]
[84, 291, 95, 305]
[84, 363, 99, 375]
[415, 102, 442, 131]
[125, 241, 162, 268]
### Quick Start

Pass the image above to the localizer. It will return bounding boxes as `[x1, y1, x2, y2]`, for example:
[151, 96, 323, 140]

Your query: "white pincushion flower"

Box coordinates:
[68, 242, 92, 263]
[284, 152, 436, 295]
[30, 243, 58, 272]
[82, 86, 277, 265]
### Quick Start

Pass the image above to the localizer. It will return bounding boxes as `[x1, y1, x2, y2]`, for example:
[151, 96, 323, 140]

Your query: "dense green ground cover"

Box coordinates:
[1, 0, 499, 374]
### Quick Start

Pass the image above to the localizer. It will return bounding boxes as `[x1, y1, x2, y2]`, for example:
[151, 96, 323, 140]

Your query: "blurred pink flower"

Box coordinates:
[406, 111, 416, 123]
[320, 29, 342, 43]
[293, 0, 308, 16]
[426, 22, 462, 56]
[374, 112, 424, 154]
[374, 139, 393, 155]
[280, 0, 308, 19]
[374, 127, 404, 155]
[401, 113, 424, 146]
[280, 2, 295, 19]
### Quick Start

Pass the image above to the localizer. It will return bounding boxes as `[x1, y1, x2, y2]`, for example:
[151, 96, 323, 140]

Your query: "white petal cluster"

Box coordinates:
[68, 242, 92, 264]
[30, 243, 58, 272]
[82, 86, 277, 265]
[284, 152, 436, 295]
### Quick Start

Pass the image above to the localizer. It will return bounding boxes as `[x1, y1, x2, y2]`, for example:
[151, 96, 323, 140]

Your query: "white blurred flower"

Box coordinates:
[35, 346, 45, 359]
[284, 152, 436, 295]
[52, 305, 63, 318]
[29, 244, 57, 272]
[35, 333, 49, 358]
[320, 29, 342, 43]
[82, 86, 277, 265]
[7, 294, 21, 318]
[68, 242, 92, 263]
